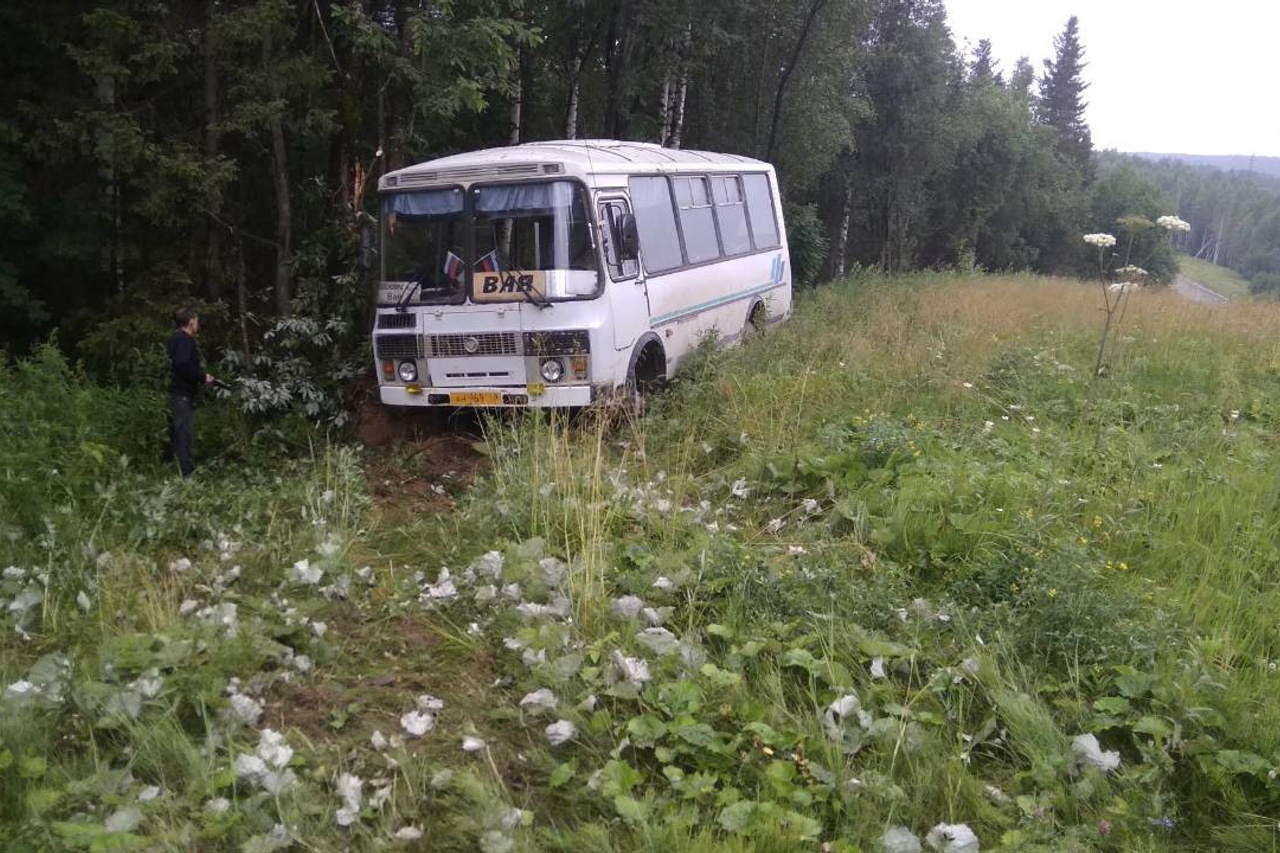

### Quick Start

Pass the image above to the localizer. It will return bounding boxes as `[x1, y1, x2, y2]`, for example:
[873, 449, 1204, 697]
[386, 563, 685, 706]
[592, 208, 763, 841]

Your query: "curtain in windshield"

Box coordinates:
[381, 188, 467, 304]
[472, 181, 599, 299]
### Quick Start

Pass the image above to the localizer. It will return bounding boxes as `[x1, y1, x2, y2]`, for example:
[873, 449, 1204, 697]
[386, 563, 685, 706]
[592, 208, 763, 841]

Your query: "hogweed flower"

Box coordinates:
[1107, 282, 1141, 293]
[1156, 215, 1191, 232]
[1083, 233, 1117, 248]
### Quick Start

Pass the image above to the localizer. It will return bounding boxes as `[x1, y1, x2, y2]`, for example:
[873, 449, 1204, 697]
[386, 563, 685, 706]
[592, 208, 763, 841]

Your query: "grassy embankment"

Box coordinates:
[1176, 256, 1253, 300]
[4, 271, 1280, 852]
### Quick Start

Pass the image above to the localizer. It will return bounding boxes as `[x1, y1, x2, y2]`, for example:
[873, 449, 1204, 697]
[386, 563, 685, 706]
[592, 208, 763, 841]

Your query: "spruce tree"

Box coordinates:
[1037, 16, 1093, 178]
[969, 38, 999, 86]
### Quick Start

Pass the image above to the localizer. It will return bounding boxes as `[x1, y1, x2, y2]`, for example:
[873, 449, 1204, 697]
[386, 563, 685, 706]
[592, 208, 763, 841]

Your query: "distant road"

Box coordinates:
[1173, 274, 1229, 304]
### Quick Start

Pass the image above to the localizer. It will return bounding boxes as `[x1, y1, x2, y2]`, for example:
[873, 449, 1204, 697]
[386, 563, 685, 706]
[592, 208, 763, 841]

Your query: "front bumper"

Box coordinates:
[379, 384, 595, 408]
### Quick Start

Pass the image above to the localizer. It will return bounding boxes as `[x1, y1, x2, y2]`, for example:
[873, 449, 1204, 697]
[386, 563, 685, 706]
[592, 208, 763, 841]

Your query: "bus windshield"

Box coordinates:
[381, 187, 467, 305]
[471, 181, 600, 301]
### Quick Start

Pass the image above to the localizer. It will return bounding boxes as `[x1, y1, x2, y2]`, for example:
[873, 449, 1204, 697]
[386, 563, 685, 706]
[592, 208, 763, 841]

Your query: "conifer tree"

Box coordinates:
[969, 38, 999, 86]
[1037, 16, 1093, 178]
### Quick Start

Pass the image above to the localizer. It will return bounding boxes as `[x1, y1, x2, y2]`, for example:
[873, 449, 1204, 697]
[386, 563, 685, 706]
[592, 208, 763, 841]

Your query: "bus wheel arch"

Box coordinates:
[743, 299, 767, 340]
[628, 333, 667, 389]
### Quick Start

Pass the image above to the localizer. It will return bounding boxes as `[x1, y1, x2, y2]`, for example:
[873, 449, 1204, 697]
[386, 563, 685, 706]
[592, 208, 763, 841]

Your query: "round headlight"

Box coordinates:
[539, 358, 564, 383]
[397, 360, 418, 383]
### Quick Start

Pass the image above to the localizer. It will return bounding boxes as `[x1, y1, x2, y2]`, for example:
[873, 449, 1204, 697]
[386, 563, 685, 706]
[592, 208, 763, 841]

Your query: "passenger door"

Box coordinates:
[598, 196, 649, 351]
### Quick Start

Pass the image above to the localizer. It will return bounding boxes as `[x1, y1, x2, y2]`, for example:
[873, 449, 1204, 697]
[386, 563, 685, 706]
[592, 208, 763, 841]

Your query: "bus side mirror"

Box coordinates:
[617, 213, 640, 261]
[359, 223, 376, 271]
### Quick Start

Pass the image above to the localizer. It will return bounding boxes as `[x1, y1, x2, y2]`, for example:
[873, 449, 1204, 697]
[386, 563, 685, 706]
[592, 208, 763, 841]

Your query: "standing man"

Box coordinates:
[164, 308, 213, 477]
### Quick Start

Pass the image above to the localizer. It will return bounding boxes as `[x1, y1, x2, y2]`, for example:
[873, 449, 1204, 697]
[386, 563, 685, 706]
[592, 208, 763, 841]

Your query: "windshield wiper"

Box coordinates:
[507, 264, 552, 310]
[394, 280, 421, 313]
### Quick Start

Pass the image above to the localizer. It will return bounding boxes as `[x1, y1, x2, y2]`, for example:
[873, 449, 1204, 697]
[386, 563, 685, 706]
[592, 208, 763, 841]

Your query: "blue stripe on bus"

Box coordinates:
[648, 278, 788, 326]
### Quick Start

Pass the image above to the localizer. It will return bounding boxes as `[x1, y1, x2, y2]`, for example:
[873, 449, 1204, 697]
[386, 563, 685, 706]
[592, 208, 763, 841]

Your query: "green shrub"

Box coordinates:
[784, 202, 828, 288]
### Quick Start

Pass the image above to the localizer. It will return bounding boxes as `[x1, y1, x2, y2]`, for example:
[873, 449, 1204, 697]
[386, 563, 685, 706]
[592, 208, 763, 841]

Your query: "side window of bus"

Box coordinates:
[673, 176, 721, 264]
[712, 175, 751, 256]
[628, 176, 683, 273]
[743, 173, 781, 250]
[600, 200, 638, 280]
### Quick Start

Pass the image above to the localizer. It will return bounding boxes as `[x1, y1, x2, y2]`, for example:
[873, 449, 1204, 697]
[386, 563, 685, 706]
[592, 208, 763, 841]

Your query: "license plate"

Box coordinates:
[449, 391, 503, 406]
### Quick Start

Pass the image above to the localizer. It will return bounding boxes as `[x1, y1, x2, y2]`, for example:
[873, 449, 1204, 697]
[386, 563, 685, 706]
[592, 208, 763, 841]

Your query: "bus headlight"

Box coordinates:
[397, 360, 418, 383]
[539, 358, 564, 383]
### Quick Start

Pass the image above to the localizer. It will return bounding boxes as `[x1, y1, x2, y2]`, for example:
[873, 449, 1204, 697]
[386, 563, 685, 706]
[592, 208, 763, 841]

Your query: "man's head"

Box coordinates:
[174, 307, 200, 336]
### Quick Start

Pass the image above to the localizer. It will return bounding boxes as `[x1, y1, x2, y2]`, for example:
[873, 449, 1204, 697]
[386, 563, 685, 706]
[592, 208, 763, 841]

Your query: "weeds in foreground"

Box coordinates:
[5, 272, 1280, 852]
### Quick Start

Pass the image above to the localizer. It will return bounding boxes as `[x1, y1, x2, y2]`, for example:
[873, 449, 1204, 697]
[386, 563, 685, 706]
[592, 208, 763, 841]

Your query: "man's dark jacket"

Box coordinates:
[166, 330, 204, 396]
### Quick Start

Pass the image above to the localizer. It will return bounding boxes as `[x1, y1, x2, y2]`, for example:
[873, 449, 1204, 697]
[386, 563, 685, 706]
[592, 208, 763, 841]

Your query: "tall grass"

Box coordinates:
[6, 271, 1280, 851]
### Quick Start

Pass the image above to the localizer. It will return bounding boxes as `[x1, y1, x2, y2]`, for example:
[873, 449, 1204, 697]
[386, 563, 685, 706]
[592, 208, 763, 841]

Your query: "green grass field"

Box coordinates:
[5, 271, 1280, 852]
[1176, 255, 1253, 300]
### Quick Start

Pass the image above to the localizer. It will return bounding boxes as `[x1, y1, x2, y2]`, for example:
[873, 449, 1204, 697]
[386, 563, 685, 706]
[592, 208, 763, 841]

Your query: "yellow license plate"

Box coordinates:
[449, 391, 503, 406]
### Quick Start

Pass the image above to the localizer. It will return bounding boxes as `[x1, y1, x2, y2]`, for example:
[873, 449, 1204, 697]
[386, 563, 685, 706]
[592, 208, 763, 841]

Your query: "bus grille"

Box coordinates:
[374, 334, 421, 359]
[523, 330, 591, 356]
[428, 332, 518, 357]
[376, 313, 416, 329]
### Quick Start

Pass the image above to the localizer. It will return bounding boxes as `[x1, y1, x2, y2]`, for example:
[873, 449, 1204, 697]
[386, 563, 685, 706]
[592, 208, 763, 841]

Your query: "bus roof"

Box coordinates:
[380, 139, 771, 191]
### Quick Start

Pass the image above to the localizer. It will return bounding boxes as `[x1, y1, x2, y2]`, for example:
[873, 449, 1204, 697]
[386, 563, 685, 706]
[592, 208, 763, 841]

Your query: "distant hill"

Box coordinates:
[1128, 152, 1280, 179]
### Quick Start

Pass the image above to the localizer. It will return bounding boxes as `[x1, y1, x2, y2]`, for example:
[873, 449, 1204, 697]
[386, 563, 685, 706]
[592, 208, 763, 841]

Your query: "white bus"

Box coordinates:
[371, 139, 791, 408]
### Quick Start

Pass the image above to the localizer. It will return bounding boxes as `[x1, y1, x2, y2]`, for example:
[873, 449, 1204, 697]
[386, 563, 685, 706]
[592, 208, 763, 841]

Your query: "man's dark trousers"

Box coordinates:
[166, 393, 195, 477]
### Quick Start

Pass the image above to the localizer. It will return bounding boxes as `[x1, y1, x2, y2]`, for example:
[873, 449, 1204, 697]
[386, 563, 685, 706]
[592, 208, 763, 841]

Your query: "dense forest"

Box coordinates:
[0, 1, 1204, 399]
[1104, 153, 1280, 295]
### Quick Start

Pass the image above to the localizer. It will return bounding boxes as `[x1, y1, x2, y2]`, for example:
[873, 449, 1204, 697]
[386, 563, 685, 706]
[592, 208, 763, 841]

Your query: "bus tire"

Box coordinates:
[742, 300, 766, 342]
[623, 335, 665, 417]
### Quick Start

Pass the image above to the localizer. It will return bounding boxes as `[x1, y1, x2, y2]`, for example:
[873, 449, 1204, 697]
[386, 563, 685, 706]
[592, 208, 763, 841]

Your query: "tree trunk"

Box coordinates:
[565, 51, 582, 139]
[659, 72, 672, 144]
[752, 0, 777, 156]
[765, 0, 827, 164]
[203, 0, 222, 300]
[264, 34, 292, 317]
[509, 47, 523, 145]
[835, 188, 851, 278]
[669, 72, 688, 149]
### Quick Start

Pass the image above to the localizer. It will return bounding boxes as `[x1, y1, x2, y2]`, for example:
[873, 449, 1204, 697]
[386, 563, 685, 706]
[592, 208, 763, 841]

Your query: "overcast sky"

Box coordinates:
[944, 0, 1280, 157]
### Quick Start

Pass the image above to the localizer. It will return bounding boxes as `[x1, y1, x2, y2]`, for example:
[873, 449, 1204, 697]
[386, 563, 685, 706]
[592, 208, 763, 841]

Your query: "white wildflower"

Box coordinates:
[2, 566, 25, 580]
[636, 627, 681, 656]
[982, 421, 994, 434]
[205, 797, 231, 814]
[612, 595, 645, 618]
[765, 518, 784, 534]
[652, 576, 678, 592]
[462, 736, 487, 753]
[787, 545, 808, 556]
[521, 647, 546, 667]
[234, 753, 268, 783]
[3, 679, 36, 701]
[1107, 281, 1141, 293]
[400, 710, 435, 738]
[424, 568, 456, 600]
[228, 693, 263, 726]
[137, 785, 162, 802]
[257, 729, 293, 769]
[311, 621, 328, 638]
[610, 650, 651, 686]
[1115, 264, 1149, 278]
[416, 694, 444, 712]
[317, 538, 341, 558]
[823, 694, 872, 741]
[642, 606, 671, 626]
[7, 587, 42, 616]
[291, 558, 323, 585]
[870, 657, 887, 680]
[925, 823, 979, 853]
[105, 806, 143, 833]
[1156, 215, 1190, 232]
[501, 583, 522, 600]
[170, 557, 192, 573]
[395, 826, 424, 841]
[961, 382, 974, 390]
[178, 599, 199, 616]
[1070, 733, 1120, 773]
[335, 773, 363, 827]
[577, 694, 597, 712]
[545, 719, 577, 747]
[1082, 233, 1117, 248]
[883, 826, 923, 853]
[801, 498, 820, 515]
[76, 590, 91, 612]
[519, 688, 558, 715]
[370, 730, 388, 750]
[470, 550, 504, 579]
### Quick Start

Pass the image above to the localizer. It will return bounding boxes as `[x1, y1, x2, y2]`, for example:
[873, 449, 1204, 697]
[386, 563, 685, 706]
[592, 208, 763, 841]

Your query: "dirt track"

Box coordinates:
[1172, 274, 1229, 304]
